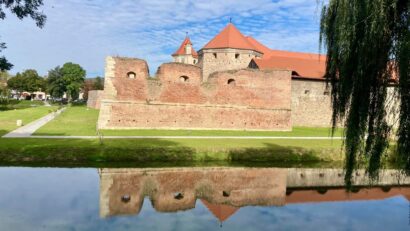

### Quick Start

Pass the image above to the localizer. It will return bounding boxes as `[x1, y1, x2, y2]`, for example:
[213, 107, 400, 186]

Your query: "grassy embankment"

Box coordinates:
[0, 105, 348, 165]
[0, 138, 344, 165]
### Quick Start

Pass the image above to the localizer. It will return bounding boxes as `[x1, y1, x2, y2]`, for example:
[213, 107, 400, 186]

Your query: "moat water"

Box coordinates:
[0, 167, 409, 230]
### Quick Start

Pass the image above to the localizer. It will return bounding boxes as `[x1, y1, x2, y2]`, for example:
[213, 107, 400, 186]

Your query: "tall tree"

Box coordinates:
[47, 66, 65, 98]
[60, 62, 86, 101]
[320, 0, 409, 186]
[0, 0, 46, 71]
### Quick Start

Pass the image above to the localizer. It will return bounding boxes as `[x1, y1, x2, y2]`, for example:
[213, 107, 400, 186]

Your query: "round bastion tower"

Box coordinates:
[197, 23, 263, 82]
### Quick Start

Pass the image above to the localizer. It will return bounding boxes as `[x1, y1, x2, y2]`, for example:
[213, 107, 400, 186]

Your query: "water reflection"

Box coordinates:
[0, 167, 409, 230]
[99, 167, 410, 223]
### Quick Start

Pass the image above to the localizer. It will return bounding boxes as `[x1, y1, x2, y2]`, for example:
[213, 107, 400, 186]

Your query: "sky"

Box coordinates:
[0, 0, 326, 77]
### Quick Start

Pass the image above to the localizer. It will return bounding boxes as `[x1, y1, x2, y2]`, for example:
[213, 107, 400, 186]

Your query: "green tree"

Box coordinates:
[7, 69, 46, 93]
[47, 66, 65, 98]
[320, 0, 409, 186]
[93, 76, 104, 90]
[0, 0, 46, 71]
[61, 62, 86, 101]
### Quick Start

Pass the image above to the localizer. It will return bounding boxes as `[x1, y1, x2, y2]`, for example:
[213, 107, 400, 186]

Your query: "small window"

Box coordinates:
[305, 90, 310, 94]
[127, 71, 136, 79]
[235, 53, 240, 59]
[213, 53, 217, 58]
[193, 60, 196, 64]
[227, 79, 236, 85]
[174, 192, 184, 200]
[180, 75, 189, 82]
[121, 195, 131, 203]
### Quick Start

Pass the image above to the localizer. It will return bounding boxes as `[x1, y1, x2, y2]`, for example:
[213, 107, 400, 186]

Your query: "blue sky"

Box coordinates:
[0, 0, 325, 77]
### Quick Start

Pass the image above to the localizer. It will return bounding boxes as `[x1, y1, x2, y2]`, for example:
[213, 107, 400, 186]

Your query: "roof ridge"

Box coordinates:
[202, 23, 260, 52]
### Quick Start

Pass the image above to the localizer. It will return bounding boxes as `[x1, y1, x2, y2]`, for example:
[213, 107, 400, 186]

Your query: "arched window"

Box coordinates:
[180, 75, 189, 82]
[227, 79, 236, 86]
[127, 71, 136, 79]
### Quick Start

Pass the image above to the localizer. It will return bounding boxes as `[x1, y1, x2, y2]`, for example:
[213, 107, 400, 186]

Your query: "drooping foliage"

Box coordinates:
[320, 0, 409, 186]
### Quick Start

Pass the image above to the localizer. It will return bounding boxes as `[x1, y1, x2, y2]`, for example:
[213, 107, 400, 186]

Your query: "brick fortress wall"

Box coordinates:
[87, 90, 104, 109]
[98, 56, 292, 131]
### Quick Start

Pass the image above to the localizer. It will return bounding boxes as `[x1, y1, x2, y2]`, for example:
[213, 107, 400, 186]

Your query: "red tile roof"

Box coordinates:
[202, 23, 261, 52]
[253, 54, 326, 80]
[173, 37, 198, 58]
[247, 35, 327, 79]
[201, 199, 239, 222]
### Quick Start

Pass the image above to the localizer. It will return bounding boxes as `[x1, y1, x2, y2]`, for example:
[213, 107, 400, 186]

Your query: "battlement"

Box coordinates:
[97, 56, 292, 130]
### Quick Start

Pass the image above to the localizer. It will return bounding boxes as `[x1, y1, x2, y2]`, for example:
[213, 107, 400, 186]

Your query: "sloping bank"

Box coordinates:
[0, 138, 346, 164]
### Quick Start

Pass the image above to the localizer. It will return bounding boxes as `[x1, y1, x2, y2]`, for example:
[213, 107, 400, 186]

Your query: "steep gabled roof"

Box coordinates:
[172, 37, 198, 58]
[246, 36, 271, 56]
[202, 23, 261, 52]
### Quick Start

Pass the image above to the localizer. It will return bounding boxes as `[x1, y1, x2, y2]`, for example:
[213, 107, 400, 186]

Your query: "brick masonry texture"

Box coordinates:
[97, 56, 292, 131]
[87, 90, 104, 109]
[95, 56, 399, 130]
[291, 79, 333, 127]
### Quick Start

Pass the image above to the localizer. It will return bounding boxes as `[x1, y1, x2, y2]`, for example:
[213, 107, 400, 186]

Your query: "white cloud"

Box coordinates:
[0, 0, 322, 76]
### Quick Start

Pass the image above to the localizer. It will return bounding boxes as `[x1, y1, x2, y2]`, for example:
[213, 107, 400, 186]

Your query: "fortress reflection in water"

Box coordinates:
[99, 168, 410, 222]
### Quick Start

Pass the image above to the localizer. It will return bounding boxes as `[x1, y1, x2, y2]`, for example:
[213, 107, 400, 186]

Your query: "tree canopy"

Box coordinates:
[320, 0, 409, 185]
[7, 69, 46, 92]
[0, 0, 46, 71]
[47, 63, 86, 101]
[46, 66, 65, 98]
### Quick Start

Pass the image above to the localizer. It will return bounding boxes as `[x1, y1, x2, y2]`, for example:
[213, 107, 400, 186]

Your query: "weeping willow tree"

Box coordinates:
[319, 0, 409, 186]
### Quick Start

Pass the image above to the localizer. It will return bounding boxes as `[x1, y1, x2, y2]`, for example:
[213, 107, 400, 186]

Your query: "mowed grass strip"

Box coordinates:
[0, 106, 58, 136]
[35, 105, 99, 136]
[0, 138, 344, 163]
[33, 105, 344, 137]
[101, 127, 343, 137]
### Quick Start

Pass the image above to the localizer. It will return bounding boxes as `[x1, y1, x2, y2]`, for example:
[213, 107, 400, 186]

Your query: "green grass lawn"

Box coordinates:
[35, 105, 99, 136]
[0, 137, 344, 164]
[0, 99, 45, 111]
[33, 105, 344, 137]
[0, 106, 58, 136]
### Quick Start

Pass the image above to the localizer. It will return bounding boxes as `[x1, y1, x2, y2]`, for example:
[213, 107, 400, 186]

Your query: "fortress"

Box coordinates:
[99, 167, 410, 220]
[93, 23, 337, 130]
